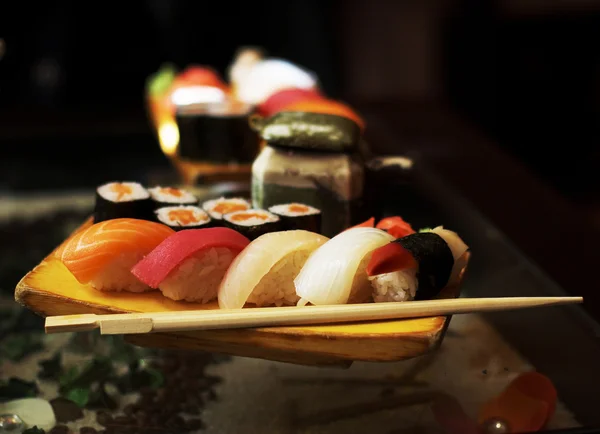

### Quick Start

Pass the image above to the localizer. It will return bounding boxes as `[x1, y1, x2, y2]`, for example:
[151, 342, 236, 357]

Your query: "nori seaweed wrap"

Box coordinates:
[268, 203, 322, 234]
[94, 182, 154, 223]
[395, 232, 454, 300]
[250, 111, 360, 153]
[222, 209, 282, 240]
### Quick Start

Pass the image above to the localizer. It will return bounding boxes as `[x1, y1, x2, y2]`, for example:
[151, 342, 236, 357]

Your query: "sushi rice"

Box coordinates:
[159, 247, 235, 303]
[369, 269, 418, 303]
[90, 251, 150, 293]
[202, 197, 251, 220]
[97, 182, 149, 202]
[148, 186, 197, 205]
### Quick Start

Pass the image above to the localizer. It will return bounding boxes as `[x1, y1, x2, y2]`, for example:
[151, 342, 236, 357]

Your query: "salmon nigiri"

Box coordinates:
[60, 218, 175, 292]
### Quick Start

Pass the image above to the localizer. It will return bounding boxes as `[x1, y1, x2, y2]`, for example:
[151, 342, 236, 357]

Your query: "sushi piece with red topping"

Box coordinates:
[131, 227, 250, 303]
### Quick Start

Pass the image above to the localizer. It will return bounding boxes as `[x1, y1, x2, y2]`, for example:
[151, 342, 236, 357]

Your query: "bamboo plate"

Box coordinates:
[15, 217, 469, 368]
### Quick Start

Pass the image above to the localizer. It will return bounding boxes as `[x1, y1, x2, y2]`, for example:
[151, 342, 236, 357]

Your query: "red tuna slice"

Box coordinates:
[131, 227, 250, 288]
[366, 241, 418, 276]
[258, 87, 324, 117]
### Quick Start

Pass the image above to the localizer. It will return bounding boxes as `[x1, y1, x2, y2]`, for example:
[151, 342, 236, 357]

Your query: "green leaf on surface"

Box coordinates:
[0, 333, 44, 361]
[59, 357, 114, 394]
[23, 427, 45, 434]
[59, 366, 79, 389]
[0, 378, 39, 401]
[66, 387, 89, 408]
[86, 383, 118, 410]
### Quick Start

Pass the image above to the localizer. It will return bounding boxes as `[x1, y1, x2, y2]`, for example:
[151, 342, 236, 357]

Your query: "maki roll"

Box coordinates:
[148, 186, 198, 208]
[94, 182, 153, 223]
[367, 226, 469, 301]
[202, 197, 251, 222]
[222, 209, 282, 240]
[268, 203, 322, 233]
[155, 206, 211, 231]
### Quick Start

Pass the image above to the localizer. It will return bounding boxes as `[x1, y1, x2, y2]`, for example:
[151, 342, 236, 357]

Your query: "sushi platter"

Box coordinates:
[15, 181, 474, 367]
[13, 53, 583, 367]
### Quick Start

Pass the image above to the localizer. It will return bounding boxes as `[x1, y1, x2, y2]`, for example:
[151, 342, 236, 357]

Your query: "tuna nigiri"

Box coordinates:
[60, 218, 175, 292]
[131, 227, 250, 303]
[218, 230, 329, 309]
[294, 227, 394, 306]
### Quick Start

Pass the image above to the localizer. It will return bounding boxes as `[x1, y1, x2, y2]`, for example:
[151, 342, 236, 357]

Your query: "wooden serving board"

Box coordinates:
[15, 218, 468, 368]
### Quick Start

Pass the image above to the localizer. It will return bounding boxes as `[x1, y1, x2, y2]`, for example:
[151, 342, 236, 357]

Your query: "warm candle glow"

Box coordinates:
[158, 120, 180, 156]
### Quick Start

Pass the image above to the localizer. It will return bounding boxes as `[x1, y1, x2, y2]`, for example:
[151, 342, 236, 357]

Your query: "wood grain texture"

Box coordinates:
[15, 218, 467, 367]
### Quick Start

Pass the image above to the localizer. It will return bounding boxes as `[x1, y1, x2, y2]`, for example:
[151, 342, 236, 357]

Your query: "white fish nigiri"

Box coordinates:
[295, 227, 395, 306]
[218, 230, 329, 309]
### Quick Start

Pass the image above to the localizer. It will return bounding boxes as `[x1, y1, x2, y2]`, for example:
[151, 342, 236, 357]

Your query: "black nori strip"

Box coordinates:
[222, 212, 282, 240]
[396, 232, 454, 300]
[268, 205, 322, 234]
[93, 190, 154, 223]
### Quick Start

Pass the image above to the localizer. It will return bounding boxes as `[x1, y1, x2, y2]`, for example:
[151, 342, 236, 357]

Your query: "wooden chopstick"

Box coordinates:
[44, 296, 583, 335]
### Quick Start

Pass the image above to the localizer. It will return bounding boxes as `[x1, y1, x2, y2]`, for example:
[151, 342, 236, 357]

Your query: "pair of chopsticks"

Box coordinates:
[45, 296, 583, 335]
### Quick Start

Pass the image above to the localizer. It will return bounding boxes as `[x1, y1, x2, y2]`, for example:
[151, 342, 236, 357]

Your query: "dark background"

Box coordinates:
[0, 0, 599, 311]
[1, 0, 598, 204]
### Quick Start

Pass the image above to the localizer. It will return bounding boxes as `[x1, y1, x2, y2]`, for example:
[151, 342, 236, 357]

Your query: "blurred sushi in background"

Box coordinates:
[227, 47, 320, 106]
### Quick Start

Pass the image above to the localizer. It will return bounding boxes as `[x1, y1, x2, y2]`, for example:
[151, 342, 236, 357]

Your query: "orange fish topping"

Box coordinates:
[230, 212, 268, 222]
[110, 183, 133, 201]
[214, 202, 249, 215]
[160, 187, 184, 197]
[289, 204, 309, 213]
[168, 209, 204, 225]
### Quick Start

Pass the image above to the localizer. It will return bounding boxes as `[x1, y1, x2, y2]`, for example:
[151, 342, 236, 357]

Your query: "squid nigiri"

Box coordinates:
[218, 230, 329, 309]
[60, 218, 175, 292]
[294, 227, 394, 306]
[131, 227, 250, 303]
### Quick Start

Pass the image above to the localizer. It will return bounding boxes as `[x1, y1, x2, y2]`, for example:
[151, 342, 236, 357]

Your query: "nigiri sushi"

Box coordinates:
[294, 227, 394, 306]
[366, 226, 469, 301]
[218, 230, 329, 309]
[131, 227, 250, 303]
[60, 218, 175, 292]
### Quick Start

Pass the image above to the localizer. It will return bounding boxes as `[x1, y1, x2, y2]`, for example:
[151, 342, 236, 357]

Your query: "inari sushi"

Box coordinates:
[268, 203, 322, 233]
[366, 226, 469, 300]
[202, 197, 251, 222]
[155, 205, 212, 231]
[131, 228, 250, 303]
[94, 182, 153, 223]
[148, 186, 198, 208]
[222, 209, 282, 240]
[218, 230, 329, 308]
[294, 227, 394, 306]
[60, 218, 175, 292]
